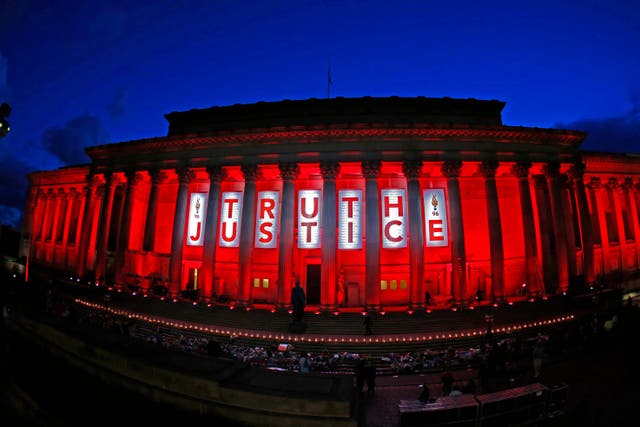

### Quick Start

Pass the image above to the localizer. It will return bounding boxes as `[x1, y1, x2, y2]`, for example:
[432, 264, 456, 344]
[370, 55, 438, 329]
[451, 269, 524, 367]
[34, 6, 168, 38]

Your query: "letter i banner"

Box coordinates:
[423, 189, 448, 247]
[187, 193, 207, 246]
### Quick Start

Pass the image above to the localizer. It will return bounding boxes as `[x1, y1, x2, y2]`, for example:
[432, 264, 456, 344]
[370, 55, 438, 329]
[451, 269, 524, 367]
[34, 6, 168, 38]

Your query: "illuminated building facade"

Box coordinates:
[20, 97, 640, 310]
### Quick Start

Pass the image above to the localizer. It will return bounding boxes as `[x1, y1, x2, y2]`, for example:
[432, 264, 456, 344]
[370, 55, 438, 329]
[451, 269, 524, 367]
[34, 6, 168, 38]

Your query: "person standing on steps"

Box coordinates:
[363, 313, 373, 335]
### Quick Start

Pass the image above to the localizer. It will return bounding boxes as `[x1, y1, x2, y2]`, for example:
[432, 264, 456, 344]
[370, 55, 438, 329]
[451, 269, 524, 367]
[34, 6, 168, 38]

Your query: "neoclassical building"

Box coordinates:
[20, 97, 640, 310]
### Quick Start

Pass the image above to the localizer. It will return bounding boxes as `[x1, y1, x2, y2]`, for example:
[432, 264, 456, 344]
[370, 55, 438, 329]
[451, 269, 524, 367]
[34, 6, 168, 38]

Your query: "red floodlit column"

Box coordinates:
[238, 164, 258, 306]
[115, 171, 142, 283]
[442, 160, 467, 306]
[480, 160, 505, 301]
[513, 162, 542, 294]
[629, 180, 640, 268]
[201, 165, 225, 302]
[47, 189, 64, 263]
[96, 173, 118, 284]
[403, 159, 424, 310]
[169, 167, 194, 297]
[587, 178, 610, 276]
[77, 175, 100, 278]
[320, 161, 339, 310]
[32, 190, 46, 243]
[608, 178, 626, 270]
[143, 169, 167, 252]
[569, 163, 595, 283]
[277, 163, 298, 308]
[60, 189, 75, 249]
[40, 189, 54, 244]
[362, 160, 381, 311]
[543, 162, 569, 293]
[559, 176, 578, 279]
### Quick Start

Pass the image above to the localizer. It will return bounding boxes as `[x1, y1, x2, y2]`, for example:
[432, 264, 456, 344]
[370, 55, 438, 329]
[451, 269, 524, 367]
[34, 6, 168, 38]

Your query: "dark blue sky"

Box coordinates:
[1, 0, 639, 227]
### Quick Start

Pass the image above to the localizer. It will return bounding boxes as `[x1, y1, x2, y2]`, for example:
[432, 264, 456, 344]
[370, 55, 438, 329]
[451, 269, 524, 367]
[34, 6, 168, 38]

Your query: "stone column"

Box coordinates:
[143, 169, 167, 252]
[32, 190, 46, 242]
[587, 178, 609, 277]
[20, 188, 38, 259]
[480, 160, 505, 301]
[237, 163, 258, 306]
[607, 178, 625, 271]
[77, 175, 100, 278]
[559, 175, 578, 279]
[320, 161, 339, 310]
[631, 180, 640, 268]
[362, 160, 381, 311]
[568, 163, 595, 284]
[169, 167, 195, 297]
[403, 159, 424, 310]
[543, 162, 569, 293]
[623, 178, 640, 268]
[441, 160, 466, 306]
[512, 162, 541, 293]
[61, 189, 77, 248]
[50, 189, 64, 243]
[277, 163, 298, 308]
[201, 165, 225, 302]
[115, 171, 142, 283]
[40, 189, 54, 243]
[95, 173, 118, 284]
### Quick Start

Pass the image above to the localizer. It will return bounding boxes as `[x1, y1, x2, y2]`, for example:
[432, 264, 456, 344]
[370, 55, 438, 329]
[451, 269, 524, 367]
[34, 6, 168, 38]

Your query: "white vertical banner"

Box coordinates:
[423, 189, 448, 247]
[338, 189, 362, 249]
[298, 189, 321, 249]
[381, 189, 407, 248]
[255, 191, 279, 248]
[219, 191, 243, 247]
[186, 192, 207, 246]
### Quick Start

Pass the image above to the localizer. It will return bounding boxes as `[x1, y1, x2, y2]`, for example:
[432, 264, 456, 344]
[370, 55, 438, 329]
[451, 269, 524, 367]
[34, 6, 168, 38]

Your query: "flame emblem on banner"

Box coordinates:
[431, 193, 439, 216]
[195, 197, 201, 217]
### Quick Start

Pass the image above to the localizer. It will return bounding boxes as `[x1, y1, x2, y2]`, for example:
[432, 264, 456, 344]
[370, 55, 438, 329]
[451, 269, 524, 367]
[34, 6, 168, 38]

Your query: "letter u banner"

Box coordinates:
[423, 189, 448, 247]
[186, 193, 207, 246]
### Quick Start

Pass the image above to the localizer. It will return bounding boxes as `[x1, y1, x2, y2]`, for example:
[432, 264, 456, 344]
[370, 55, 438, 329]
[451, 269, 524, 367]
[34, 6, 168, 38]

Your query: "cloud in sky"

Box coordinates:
[557, 110, 640, 154]
[41, 114, 109, 166]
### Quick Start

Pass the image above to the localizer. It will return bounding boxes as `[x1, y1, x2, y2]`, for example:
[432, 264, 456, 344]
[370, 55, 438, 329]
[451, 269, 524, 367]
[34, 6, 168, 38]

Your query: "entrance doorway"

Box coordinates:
[306, 264, 321, 305]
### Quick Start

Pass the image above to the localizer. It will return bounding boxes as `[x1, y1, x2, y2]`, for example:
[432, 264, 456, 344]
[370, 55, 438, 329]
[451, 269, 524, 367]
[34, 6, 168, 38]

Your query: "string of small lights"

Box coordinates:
[74, 298, 575, 346]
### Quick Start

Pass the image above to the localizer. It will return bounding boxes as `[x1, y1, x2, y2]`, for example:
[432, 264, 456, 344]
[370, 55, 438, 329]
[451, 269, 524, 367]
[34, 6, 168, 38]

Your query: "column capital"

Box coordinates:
[542, 162, 560, 180]
[86, 173, 102, 189]
[533, 175, 547, 189]
[441, 159, 462, 178]
[206, 165, 227, 182]
[635, 180, 640, 192]
[124, 170, 144, 187]
[587, 177, 601, 190]
[511, 161, 531, 179]
[104, 172, 120, 188]
[241, 163, 259, 181]
[149, 168, 168, 185]
[558, 174, 572, 190]
[176, 167, 195, 185]
[320, 161, 340, 180]
[68, 187, 81, 200]
[279, 163, 300, 181]
[402, 159, 423, 179]
[361, 159, 381, 179]
[479, 160, 499, 178]
[622, 177, 634, 191]
[57, 187, 66, 197]
[606, 177, 621, 192]
[567, 162, 586, 180]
